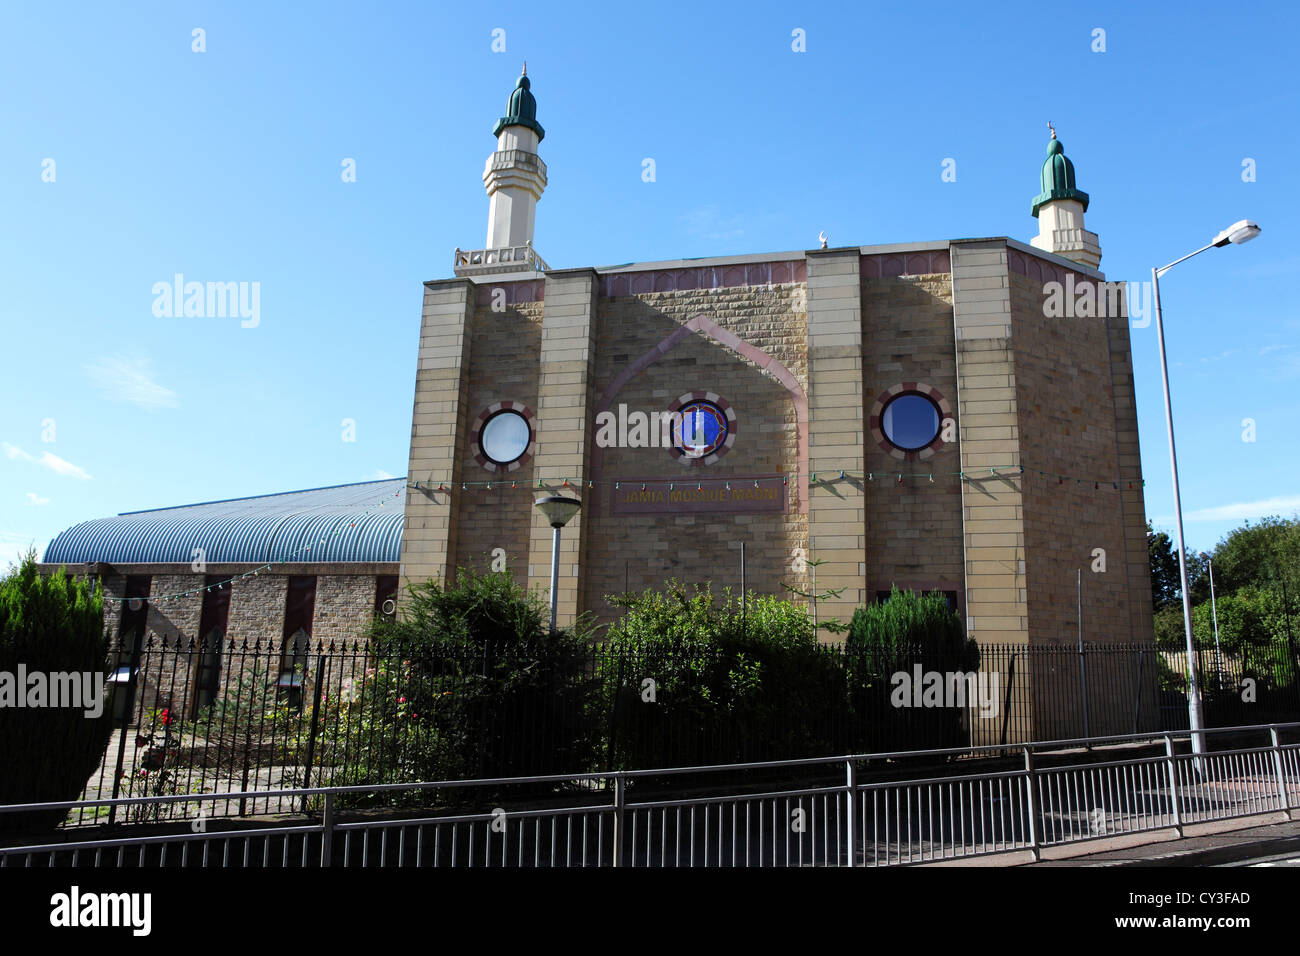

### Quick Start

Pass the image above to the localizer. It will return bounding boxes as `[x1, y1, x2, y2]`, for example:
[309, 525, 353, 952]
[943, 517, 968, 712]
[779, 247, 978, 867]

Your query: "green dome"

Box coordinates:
[492, 71, 545, 142]
[1031, 136, 1089, 217]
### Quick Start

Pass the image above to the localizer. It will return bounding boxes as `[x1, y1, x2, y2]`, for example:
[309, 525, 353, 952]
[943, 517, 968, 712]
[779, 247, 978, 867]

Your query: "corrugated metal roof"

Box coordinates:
[45, 478, 406, 565]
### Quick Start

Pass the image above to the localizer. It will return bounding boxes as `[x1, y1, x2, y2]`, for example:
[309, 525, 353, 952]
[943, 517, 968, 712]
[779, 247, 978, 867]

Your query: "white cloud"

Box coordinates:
[1152, 495, 1300, 525]
[3, 442, 92, 480]
[85, 354, 179, 410]
[370, 469, 396, 480]
[25, 493, 50, 506]
[0, 532, 43, 571]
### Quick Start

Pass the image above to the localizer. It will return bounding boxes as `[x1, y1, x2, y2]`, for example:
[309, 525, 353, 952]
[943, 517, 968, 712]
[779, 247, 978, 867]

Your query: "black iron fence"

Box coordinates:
[73, 634, 1300, 826]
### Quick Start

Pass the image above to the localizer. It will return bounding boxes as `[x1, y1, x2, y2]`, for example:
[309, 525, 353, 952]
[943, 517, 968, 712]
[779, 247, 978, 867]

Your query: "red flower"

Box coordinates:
[160, 708, 174, 726]
[398, 697, 406, 704]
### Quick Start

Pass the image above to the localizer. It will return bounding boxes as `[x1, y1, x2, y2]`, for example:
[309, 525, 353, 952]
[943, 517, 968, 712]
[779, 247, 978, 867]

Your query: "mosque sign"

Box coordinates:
[611, 475, 787, 515]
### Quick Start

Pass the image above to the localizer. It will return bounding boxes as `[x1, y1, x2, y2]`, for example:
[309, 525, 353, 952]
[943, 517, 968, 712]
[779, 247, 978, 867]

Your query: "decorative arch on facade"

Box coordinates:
[591, 314, 809, 514]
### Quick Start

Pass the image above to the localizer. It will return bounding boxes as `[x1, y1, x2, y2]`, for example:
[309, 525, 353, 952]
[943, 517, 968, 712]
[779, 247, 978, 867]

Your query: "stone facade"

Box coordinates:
[86, 563, 395, 723]
[399, 238, 1153, 677]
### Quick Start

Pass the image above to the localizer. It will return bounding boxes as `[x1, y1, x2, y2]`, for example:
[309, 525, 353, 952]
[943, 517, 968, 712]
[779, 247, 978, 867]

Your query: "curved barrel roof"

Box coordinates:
[45, 478, 405, 565]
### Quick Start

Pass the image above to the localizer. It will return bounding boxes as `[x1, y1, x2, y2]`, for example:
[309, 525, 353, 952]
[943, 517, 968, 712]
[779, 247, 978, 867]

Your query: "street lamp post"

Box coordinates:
[1151, 219, 1260, 758]
[1201, 552, 1223, 691]
[534, 495, 582, 634]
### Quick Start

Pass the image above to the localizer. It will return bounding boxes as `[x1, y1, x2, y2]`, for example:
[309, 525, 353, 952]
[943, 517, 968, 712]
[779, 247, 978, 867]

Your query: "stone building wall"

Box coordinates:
[861, 273, 964, 604]
[585, 281, 809, 624]
[69, 564, 396, 724]
[1009, 269, 1134, 647]
[451, 297, 543, 586]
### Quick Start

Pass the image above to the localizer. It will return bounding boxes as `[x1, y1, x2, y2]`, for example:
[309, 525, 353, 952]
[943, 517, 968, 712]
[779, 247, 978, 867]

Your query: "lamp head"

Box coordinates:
[1212, 220, 1261, 247]
[534, 495, 581, 528]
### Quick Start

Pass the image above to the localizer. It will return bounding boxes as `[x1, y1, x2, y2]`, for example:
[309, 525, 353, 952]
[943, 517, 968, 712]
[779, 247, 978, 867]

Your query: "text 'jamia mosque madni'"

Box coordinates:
[44, 68, 1153, 736]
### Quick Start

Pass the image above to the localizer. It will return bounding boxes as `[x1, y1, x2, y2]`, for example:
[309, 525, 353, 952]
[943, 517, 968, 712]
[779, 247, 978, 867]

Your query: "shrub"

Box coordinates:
[844, 588, 979, 751]
[601, 582, 848, 769]
[359, 569, 602, 782]
[0, 553, 113, 831]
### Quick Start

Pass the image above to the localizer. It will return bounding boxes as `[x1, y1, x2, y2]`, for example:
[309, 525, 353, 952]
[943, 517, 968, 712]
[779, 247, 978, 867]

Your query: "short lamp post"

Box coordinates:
[534, 495, 582, 633]
[1151, 218, 1260, 758]
[1201, 552, 1223, 691]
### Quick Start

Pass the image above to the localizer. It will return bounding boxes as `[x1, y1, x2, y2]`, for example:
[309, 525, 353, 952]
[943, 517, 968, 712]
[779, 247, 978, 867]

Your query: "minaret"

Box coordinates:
[483, 64, 547, 250]
[1030, 123, 1101, 269]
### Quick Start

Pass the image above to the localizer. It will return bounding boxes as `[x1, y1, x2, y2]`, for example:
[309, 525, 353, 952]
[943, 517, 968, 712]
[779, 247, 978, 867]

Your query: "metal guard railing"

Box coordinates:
[2, 722, 1297, 868]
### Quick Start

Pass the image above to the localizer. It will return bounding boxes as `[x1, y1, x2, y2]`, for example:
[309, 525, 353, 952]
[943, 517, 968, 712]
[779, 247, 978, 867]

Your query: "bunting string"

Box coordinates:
[101, 465, 1144, 607]
[411, 464, 1145, 494]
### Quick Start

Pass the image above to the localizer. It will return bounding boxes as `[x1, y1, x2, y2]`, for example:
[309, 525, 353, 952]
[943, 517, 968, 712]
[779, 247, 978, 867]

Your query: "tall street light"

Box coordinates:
[534, 495, 582, 634]
[1151, 219, 1260, 758]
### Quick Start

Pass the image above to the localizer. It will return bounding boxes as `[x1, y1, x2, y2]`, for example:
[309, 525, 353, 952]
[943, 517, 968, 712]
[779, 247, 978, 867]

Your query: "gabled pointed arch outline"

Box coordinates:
[591, 314, 809, 513]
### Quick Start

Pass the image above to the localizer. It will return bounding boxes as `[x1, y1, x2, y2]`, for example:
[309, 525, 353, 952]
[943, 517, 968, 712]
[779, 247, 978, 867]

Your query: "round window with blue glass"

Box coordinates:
[672, 400, 729, 459]
[881, 392, 941, 451]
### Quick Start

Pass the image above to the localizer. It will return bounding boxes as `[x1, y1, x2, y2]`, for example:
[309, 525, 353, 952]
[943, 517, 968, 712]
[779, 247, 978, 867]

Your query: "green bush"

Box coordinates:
[359, 569, 602, 782]
[601, 582, 848, 769]
[0, 553, 113, 831]
[844, 588, 979, 751]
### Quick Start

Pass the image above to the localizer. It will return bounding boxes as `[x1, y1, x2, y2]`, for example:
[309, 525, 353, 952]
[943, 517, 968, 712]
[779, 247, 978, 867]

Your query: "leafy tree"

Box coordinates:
[1147, 521, 1212, 608]
[0, 553, 113, 831]
[1153, 601, 1188, 648]
[1211, 517, 1300, 595]
[1148, 521, 1181, 612]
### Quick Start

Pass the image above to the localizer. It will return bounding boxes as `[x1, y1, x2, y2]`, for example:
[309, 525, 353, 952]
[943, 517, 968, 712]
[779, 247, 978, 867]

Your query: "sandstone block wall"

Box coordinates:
[862, 273, 963, 603]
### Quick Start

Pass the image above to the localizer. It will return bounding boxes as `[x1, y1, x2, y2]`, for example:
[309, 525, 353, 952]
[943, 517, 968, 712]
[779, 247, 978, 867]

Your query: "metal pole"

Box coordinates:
[1164, 733, 1183, 835]
[107, 635, 142, 826]
[549, 524, 561, 635]
[320, 790, 335, 867]
[1132, 649, 1145, 735]
[1281, 575, 1297, 677]
[1023, 746, 1040, 860]
[1270, 726, 1290, 812]
[1077, 569, 1090, 742]
[1208, 558, 1222, 691]
[740, 541, 746, 637]
[999, 652, 1016, 745]
[612, 772, 626, 867]
[300, 653, 328, 812]
[844, 759, 857, 867]
[1151, 265, 1206, 759]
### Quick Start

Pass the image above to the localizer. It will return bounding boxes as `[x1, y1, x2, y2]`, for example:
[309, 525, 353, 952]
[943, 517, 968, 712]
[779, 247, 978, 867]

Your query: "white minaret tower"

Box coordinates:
[484, 64, 547, 250]
[1030, 123, 1102, 269]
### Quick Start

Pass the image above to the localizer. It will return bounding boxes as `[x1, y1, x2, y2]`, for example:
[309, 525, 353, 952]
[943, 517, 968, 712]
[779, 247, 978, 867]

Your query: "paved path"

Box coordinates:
[1025, 818, 1300, 867]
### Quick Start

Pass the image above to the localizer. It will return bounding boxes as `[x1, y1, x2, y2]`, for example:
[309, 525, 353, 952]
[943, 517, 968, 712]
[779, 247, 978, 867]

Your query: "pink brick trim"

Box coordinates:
[859, 250, 950, 279]
[1007, 248, 1093, 289]
[599, 260, 807, 298]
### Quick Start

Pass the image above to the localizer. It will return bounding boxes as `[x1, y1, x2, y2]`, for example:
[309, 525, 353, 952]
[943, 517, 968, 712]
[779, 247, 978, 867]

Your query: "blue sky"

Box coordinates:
[1, 0, 1296, 568]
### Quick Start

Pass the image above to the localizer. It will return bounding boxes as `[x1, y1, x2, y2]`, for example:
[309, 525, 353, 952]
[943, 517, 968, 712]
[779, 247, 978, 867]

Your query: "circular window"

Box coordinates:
[672, 399, 729, 459]
[479, 409, 531, 465]
[881, 393, 941, 451]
